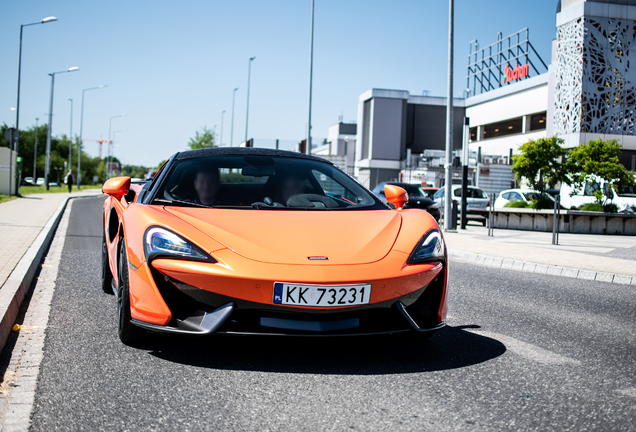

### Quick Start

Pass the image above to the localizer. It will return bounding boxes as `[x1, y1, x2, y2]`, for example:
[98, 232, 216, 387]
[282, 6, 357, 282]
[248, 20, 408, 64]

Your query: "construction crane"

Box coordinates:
[81, 138, 111, 160]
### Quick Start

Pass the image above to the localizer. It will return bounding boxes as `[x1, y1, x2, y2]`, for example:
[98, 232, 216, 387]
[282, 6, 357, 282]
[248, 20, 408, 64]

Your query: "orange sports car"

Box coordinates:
[101, 148, 447, 345]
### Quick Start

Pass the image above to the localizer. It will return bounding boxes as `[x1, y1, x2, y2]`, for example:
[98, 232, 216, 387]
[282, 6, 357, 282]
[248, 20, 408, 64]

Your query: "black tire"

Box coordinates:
[117, 239, 148, 346]
[101, 233, 113, 294]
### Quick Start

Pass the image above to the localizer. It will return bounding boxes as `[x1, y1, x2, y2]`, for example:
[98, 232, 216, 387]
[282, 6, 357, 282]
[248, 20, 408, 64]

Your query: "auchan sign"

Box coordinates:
[503, 64, 529, 84]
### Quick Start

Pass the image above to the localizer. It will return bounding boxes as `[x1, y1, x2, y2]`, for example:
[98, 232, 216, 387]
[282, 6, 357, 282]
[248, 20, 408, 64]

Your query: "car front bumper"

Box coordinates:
[128, 255, 448, 337]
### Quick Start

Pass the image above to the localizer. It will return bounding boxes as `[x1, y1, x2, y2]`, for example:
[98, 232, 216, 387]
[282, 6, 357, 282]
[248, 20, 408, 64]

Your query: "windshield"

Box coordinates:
[156, 155, 384, 210]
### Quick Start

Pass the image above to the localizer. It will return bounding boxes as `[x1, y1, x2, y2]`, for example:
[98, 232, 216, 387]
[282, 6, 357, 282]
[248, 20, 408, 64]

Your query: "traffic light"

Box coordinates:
[299, 140, 307, 154]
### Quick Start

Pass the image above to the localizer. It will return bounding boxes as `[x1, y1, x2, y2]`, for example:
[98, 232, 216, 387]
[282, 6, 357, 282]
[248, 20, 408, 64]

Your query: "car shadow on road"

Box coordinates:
[145, 324, 506, 375]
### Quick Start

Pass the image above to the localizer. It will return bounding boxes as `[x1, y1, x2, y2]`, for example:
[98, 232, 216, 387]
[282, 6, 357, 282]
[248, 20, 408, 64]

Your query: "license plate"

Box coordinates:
[273, 282, 371, 307]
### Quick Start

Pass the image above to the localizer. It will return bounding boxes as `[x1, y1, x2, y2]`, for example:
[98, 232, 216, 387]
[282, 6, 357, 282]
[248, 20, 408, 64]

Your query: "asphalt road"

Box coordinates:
[29, 196, 636, 431]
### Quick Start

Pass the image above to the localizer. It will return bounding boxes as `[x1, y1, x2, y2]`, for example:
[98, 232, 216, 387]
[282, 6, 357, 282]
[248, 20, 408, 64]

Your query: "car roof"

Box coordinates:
[174, 147, 333, 164]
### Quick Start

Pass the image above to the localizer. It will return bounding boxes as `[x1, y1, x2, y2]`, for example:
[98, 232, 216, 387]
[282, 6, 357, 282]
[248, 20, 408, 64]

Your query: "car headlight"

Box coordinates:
[143, 227, 215, 262]
[407, 229, 445, 264]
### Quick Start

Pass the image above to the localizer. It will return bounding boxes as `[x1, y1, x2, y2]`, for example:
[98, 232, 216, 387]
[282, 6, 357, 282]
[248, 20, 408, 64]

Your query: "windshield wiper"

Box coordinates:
[154, 198, 212, 209]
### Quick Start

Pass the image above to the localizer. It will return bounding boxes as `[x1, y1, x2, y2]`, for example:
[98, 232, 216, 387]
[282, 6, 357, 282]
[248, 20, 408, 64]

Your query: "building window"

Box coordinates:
[530, 112, 547, 131]
[482, 117, 523, 140]
[470, 127, 477, 142]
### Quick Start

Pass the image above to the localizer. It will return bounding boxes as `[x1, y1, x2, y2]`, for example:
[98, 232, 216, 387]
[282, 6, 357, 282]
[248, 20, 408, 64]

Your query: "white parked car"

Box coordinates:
[36, 177, 45, 186]
[560, 175, 628, 210]
[613, 177, 636, 210]
[495, 189, 554, 209]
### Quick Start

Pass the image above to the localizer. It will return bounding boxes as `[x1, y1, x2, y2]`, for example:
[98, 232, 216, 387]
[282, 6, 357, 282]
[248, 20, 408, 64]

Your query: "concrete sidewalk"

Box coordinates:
[0, 189, 103, 290]
[444, 224, 636, 283]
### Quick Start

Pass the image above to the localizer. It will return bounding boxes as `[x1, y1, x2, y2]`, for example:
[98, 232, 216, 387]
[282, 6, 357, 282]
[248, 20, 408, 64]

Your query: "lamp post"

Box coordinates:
[78, 85, 107, 189]
[45, 67, 79, 190]
[220, 110, 226, 146]
[107, 114, 124, 179]
[68, 98, 73, 174]
[307, 0, 315, 155]
[230, 87, 238, 147]
[15, 17, 57, 152]
[33, 117, 38, 183]
[443, 0, 454, 230]
[112, 130, 123, 177]
[245, 57, 255, 144]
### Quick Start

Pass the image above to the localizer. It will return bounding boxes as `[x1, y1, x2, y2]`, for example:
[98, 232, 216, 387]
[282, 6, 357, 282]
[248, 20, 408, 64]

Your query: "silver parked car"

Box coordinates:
[432, 185, 490, 226]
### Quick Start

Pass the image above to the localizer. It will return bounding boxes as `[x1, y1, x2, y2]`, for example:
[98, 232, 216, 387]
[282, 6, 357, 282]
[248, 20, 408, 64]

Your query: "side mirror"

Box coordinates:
[103, 176, 131, 199]
[384, 184, 408, 210]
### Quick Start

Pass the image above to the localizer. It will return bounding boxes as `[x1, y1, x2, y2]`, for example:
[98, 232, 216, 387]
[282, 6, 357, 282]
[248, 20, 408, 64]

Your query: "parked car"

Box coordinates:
[613, 174, 636, 210]
[372, 181, 441, 221]
[421, 187, 439, 199]
[433, 185, 490, 225]
[36, 177, 45, 186]
[559, 175, 635, 210]
[494, 189, 555, 209]
[22, 177, 35, 186]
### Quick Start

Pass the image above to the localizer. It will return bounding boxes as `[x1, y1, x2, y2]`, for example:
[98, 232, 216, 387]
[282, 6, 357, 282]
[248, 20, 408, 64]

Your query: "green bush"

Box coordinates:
[529, 197, 556, 210]
[504, 200, 529, 208]
[603, 203, 619, 213]
[580, 203, 604, 212]
[579, 202, 619, 213]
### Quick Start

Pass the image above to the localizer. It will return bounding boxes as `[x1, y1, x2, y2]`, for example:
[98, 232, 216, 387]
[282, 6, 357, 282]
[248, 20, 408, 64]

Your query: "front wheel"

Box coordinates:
[117, 239, 148, 346]
[101, 233, 113, 294]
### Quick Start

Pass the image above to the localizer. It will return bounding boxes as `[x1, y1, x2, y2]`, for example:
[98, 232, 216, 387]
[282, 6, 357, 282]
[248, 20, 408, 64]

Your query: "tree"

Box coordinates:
[565, 138, 635, 206]
[512, 136, 567, 195]
[1, 123, 102, 186]
[188, 127, 216, 150]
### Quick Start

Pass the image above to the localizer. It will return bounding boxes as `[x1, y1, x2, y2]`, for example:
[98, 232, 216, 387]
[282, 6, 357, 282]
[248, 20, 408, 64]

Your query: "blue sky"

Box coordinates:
[1, 0, 558, 167]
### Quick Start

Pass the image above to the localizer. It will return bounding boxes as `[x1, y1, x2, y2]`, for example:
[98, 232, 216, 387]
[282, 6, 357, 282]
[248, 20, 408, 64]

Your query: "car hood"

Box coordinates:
[164, 207, 402, 265]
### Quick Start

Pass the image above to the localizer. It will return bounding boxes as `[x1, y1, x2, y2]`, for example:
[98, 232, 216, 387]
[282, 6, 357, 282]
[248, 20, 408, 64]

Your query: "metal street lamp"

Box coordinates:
[68, 98, 73, 175]
[245, 57, 255, 144]
[78, 85, 107, 189]
[107, 114, 124, 179]
[444, 0, 454, 231]
[15, 17, 58, 152]
[111, 130, 123, 177]
[45, 66, 79, 190]
[307, 0, 315, 155]
[230, 87, 238, 147]
[220, 110, 226, 146]
[33, 117, 39, 183]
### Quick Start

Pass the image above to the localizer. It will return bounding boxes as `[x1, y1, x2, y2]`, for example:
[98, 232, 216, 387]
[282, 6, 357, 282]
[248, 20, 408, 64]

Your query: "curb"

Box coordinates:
[448, 250, 636, 285]
[0, 193, 101, 355]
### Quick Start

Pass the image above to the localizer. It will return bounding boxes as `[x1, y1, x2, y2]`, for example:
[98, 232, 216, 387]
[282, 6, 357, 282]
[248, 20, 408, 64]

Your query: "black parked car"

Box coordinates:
[372, 181, 441, 221]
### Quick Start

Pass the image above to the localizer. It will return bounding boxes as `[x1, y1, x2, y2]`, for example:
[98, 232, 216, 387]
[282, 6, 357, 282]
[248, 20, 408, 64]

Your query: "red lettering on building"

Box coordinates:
[503, 64, 529, 84]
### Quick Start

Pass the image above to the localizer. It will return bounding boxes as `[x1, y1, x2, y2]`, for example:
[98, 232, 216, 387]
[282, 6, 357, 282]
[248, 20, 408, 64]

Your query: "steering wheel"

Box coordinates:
[286, 194, 339, 208]
[251, 197, 285, 208]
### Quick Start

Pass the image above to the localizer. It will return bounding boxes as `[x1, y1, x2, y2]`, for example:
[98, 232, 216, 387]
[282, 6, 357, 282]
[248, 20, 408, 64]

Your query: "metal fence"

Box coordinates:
[467, 28, 548, 96]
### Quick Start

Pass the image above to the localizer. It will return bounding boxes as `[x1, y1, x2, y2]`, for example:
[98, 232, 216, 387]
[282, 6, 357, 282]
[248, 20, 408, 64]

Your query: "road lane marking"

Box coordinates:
[0, 201, 72, 430]
[617, 388, 636, 398]
[467, 329, 581, 366]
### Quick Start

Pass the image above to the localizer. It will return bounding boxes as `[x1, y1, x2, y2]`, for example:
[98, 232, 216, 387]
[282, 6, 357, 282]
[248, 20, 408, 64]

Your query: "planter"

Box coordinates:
[486, 208, 636, 235]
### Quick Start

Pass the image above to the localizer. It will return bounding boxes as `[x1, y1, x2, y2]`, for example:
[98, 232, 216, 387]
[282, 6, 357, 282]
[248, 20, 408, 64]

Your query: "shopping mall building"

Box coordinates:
[329, 0, 636, 190]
